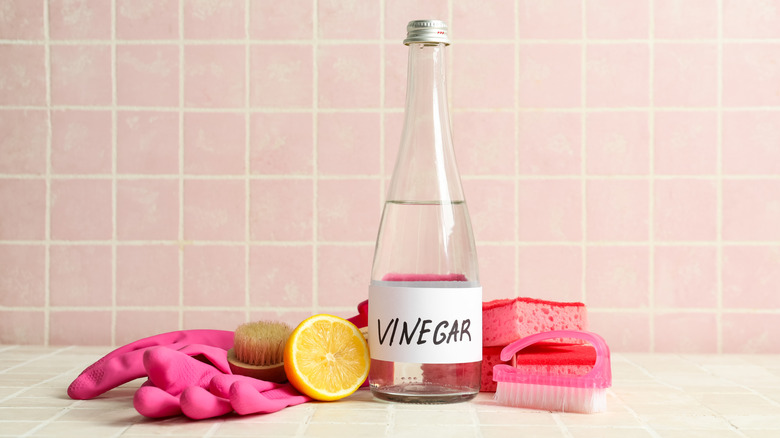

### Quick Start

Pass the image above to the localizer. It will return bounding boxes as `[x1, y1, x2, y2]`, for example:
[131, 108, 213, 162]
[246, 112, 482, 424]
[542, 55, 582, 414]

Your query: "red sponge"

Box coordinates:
[480, 342, 596, 392]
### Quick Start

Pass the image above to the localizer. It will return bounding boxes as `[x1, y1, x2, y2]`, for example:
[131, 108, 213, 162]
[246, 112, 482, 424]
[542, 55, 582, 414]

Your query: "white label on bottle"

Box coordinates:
[368, 284, 482, 364]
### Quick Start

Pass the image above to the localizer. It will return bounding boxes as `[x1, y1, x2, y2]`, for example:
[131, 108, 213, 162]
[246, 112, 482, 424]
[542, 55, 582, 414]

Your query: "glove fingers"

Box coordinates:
[180, 387, 233, 420]
[133, 384, 182, 418]
[209, 374, 282, 399]
[144, 347, 222, 395]
[229, 381, 310, 416]
[177, 344, 232, 375]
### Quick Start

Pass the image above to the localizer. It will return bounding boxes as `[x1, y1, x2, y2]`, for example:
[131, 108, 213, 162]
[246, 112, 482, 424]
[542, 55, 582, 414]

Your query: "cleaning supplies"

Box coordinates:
[227, 320, 292, 383]
[493, 330, 611, 414]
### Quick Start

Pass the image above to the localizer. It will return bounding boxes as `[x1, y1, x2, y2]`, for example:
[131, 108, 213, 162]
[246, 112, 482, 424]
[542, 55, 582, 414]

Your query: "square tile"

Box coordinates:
[317, 245, 374, 306]
[0, 109, 47, 174]
[318, 0, 380, 39]
[50, 45, 112, 105]
[183, 0, 245, 39]
[183, 310, 246, 331]
[0, 44, 46, 105]
[49, 0, 111, 39]
[654, 111, 718, 175]
[116, 245, 180, 306]
[116, 310, 180, 346]
[587, 311, 650, 351]
[384, 43, 408, 108]
[116, 179, 179, 240]
[250, 44, 313, 108]
[654, 312, 717, 353]
[249, 245, 313, 307]
[723, 43, 780, 107]
[0, 179, 45, 240]
[249, 179, 313, 241]
[250, 112, 313, 175]
[318, 44, 380, 108]
[250, 0, 313, 39]
[586, 0, 650, 38]
[586, 111, 650, 175]
[117, 45, 179, 106]
[183, 245, 245, 307]
[723, 313, 780, 353]
[184, 45, 245, 108]
[454, 43, 515, 109]
[654, 246, 717, 308]
[49, 311, 111, 345]
[518, 180, 582, 241]
[518, 112, 581, 175]
[723, 246, 780, 309]
[51, 110, 112, 174]
[0, 0, 44, 39]
[654, 179, 718, 241]
[586, 246, 650, 308]
[463, 179, 515, 242]
[723, 180, 780, 241]
[478, 245, 516, 302]
[518, 0, 582, 39]
[183, 179, 246, 241]
[318, 113, 380, 175]
[249, 310, 313, 329]
[654, 43, 718, 107]
[117, 111, 179, 175]
[452, 0, 516, 39]
[116, 0, 179, 39]
[183, 112, 246, 174]
[587, 44, 650, 108]
[317, 179, 380, 242]
[0, 245, 45, 307]
[518, 43, 582, 108]
[654, 0, 718, 39]
[0, 311, 44, 344]
[723, 111, 780, 175]
[49, 245, 112, 307]
[723, 0, 780, 38]
[453, 112, 516, 176]
[50, 179, 112, 240]
[384, 0, 449, 40]
[517, 245, 583, 303]
[586, 179, 649, 242]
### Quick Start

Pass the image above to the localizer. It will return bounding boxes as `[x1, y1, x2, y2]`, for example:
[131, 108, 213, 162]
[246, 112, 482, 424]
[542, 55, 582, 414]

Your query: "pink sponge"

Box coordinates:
[482, 297, 587, 347]
[480, 342, 596, 392]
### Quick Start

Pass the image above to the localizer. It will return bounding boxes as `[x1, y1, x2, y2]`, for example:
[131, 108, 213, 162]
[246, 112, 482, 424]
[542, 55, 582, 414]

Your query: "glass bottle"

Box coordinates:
[367, 20, 482, 404]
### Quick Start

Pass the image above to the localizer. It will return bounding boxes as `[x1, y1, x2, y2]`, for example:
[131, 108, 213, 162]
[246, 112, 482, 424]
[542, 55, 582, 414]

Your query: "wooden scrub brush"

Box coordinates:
[227, 320, 292, 383]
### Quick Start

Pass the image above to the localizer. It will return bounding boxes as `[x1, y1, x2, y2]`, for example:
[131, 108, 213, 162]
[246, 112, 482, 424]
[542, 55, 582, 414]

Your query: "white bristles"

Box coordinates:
[494, 382, 607, 414]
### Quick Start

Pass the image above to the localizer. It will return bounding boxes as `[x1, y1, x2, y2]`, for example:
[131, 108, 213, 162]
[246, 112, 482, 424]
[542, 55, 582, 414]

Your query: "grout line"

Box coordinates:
[311, 0, 319, 316]
[178, 0, 185, 331]
[648, 0, 656, 353]
[244, 0, 252, 322]
[716, 0, 725, 354]
[580, 0, 588, 306]
[109, 0, 119, 346]
[6, 37, 780, 44]
[514, 0, 520, 299]
[42, 0, 52, 347]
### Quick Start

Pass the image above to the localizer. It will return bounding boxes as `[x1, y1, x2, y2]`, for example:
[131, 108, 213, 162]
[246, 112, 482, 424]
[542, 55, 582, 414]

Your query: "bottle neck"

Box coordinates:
[387, 43, 463, 203]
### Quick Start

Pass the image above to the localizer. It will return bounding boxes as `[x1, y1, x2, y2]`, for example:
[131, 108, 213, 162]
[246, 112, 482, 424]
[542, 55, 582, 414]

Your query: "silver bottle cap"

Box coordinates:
[403, 19, 450, 46]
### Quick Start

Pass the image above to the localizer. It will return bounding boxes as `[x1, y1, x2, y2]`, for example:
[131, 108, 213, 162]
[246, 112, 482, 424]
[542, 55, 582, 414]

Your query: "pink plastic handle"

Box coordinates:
[499, 330, 611, 385]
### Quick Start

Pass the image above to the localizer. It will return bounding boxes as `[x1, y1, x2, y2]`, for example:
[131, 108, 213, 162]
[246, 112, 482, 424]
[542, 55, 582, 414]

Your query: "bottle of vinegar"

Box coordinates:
[368, 20, 482, 404]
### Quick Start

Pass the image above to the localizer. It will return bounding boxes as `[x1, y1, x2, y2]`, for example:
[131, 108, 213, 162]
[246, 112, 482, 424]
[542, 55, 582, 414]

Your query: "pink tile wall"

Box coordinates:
[1, 0, 779, 353]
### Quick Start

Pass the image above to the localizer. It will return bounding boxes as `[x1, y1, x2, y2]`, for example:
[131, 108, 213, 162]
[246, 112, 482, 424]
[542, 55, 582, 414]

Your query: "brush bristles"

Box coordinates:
[233, 321, 292, 366]
[495, 382, 607, 414]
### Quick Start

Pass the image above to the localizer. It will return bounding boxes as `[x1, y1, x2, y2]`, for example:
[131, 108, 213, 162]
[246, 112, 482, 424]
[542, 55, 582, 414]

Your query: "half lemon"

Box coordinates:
[283, 314, 369, 401]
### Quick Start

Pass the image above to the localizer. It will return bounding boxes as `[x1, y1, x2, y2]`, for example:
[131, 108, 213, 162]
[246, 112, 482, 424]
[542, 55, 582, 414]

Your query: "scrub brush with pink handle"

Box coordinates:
[493, 330, 611, 414]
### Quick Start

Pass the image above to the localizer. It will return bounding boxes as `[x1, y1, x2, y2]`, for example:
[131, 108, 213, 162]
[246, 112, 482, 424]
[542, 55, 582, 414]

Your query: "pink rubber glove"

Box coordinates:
[68, 329, 233, 400]
[347, 300, 368, 329]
